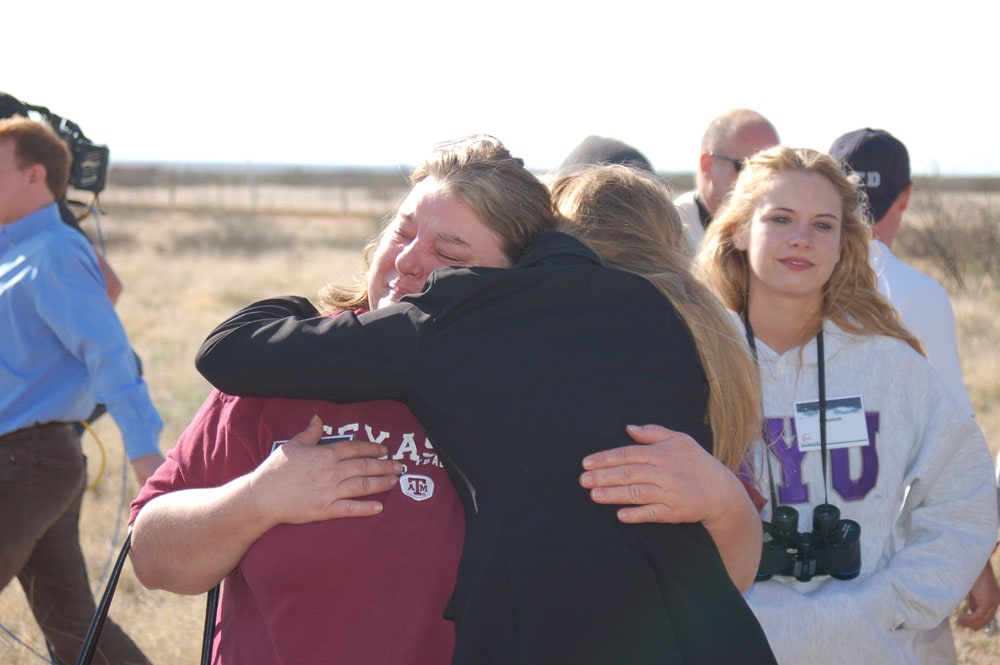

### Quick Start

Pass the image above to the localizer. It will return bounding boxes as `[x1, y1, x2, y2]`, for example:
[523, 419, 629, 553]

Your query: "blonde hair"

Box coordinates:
[697, 145, 922, 354]
[550, 164, 762, 472]
[321, 135, 557, 311]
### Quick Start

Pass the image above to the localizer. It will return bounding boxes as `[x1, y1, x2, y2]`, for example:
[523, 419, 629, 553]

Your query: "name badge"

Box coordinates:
[794, 395, 868, 451]
[270, 433, 353, 453]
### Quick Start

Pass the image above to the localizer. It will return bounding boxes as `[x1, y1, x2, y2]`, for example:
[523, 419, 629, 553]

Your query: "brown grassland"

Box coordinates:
[1, 171, 998, 663]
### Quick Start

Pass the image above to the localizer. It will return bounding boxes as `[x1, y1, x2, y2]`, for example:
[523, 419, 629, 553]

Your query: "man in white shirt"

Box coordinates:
[832, 128, 972, 415]
[674, 109, 778, 252]
[831, 127, 998, 662]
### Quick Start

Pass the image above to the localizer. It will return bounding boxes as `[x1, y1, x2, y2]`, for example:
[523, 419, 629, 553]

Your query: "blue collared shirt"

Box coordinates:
[1, 203, 162, 459]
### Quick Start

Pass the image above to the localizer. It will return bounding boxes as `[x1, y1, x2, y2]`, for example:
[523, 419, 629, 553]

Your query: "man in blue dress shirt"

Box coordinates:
[0, 117, 163, 664]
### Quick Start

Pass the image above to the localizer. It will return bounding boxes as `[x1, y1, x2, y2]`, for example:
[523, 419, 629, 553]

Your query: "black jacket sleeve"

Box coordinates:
[195, 295, 424, 403]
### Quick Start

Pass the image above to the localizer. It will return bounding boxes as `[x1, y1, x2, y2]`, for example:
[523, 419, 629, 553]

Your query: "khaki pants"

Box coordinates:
[0, 423, 151, 665]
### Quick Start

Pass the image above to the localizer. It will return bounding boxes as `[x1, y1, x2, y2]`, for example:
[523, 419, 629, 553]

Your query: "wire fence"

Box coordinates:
[96, 164, 413, 217]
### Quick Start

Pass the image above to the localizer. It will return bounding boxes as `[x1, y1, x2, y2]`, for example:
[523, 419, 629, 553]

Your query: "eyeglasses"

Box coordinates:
[710, 153, 745, 173]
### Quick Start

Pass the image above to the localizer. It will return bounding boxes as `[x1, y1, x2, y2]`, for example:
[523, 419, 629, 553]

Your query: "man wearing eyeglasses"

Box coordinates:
[674, 108, 779, 252]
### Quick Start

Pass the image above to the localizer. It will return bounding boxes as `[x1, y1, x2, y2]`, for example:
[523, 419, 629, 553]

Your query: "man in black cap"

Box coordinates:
[831, 127, 1000, 656]
[830, 128, 971, 414]
[830, 128, 912, 245]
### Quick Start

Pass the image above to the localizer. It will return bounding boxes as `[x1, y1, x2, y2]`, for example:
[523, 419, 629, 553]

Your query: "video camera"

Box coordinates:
[757, 503, 861, 583]
[0, 91, 110, 194]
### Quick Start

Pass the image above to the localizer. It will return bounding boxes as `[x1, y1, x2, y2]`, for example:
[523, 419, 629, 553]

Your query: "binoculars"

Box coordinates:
[757, 503, 861, 582]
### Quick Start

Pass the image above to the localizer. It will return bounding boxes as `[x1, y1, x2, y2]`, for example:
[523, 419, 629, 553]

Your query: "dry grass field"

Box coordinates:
[1, 173, 998, 664]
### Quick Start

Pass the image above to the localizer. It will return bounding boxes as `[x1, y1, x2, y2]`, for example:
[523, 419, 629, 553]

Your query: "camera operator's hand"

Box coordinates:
[579, 423, 762, 593]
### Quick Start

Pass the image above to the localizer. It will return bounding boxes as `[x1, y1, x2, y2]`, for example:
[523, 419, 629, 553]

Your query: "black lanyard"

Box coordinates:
[744, 312, 831, 508]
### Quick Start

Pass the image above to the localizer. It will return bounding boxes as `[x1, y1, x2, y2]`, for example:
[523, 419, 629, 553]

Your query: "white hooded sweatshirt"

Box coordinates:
[741, 318, 997, 665]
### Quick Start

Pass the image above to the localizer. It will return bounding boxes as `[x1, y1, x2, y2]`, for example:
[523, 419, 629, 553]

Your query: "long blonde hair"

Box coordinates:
[550, 164, 762, 472]
[697, 145, 922, 355]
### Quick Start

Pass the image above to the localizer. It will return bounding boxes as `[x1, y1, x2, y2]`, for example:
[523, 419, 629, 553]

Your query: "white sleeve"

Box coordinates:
[908, 286, 974, 417]
[882, 390, 997, 628]
[823, 385, 996, 633]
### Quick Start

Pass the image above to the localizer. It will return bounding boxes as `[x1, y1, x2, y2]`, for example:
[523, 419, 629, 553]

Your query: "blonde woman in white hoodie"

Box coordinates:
[697, 145, 997, 665]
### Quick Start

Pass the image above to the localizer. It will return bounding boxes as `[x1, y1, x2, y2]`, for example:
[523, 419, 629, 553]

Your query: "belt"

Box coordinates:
[0, 422, 76, 444]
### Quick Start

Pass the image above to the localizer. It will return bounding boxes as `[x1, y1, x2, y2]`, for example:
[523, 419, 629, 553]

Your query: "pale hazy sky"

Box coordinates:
[7, 0, 997, 174]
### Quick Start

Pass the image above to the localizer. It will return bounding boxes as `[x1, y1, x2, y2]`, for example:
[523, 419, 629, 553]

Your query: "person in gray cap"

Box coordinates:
[831, 127, 1000, 660]
[558, 135, 654, 173]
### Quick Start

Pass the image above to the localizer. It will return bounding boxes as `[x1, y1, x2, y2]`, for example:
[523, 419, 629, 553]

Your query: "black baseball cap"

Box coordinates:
[829, 128, 911, 223]
[559, 135, 654, 173]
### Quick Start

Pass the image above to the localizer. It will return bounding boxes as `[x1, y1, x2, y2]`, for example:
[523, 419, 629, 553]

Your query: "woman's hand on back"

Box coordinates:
[580, 423, 762, 592]
[249, 415, 405, 525]
[579, 423, 737, 525]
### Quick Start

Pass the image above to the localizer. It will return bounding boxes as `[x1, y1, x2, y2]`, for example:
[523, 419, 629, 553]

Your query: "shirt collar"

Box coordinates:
[0, 203, 62, 251]
[694, 195, 712, 229]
